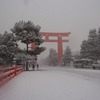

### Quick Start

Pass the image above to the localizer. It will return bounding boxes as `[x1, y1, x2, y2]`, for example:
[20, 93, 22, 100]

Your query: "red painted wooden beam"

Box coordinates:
[40, 32, 71, 37]
[44, 39, 69, 42]
[0, 65, 24, 87]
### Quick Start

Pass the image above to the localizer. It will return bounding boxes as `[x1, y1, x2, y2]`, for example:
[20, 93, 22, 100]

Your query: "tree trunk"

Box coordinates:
[26, 43, 28, 53]
[26, 60, 29, 71]
[26, 43, 29, 71]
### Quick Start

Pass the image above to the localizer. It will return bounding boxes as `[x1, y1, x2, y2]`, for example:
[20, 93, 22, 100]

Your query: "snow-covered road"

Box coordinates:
[0, 66, 100, 100]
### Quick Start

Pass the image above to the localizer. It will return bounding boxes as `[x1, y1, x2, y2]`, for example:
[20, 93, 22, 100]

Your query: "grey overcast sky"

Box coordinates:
[0, 0, 100, 58]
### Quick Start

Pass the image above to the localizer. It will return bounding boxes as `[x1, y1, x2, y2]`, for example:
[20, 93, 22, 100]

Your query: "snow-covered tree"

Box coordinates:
[48, 49, 58, 66]
[11, 21, 45, 70]
[96, 27, 100, 60]
[0, 57, 3, 66]
[73, 51, 81, 60]
[80, 40, 89, 58]
[0, 32, 18, 65]
[80, 29, 98, 60]
[62, 46, 72, 66]
[28, 46, 46, 55]
[11, 20, 44, 53]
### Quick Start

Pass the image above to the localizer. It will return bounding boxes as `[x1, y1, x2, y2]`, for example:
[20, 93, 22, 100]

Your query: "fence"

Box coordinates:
[0, 65, 24, 87]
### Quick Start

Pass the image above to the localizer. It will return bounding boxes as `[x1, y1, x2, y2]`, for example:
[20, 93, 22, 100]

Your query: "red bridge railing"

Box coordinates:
[0, 65, 24, 87]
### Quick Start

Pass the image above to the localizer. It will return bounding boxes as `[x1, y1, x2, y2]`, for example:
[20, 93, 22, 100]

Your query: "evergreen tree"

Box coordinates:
[28, 47, 46, 56]
[80, 29, 98, 60]
[0, 57, 3, 66]
[0, 32, 18, 65]
[62, 46, 72, 66]
[73, 52, 81, 60]
[96, 27, 100, 60]
[80, 40, 89, 58]
[11, 21, 45, 70]
[11, 20, 44, 53]
[48, 49, 58, 66]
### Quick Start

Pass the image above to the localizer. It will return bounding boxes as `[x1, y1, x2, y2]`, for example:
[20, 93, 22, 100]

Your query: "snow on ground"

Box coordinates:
[0, 66, 100, 100]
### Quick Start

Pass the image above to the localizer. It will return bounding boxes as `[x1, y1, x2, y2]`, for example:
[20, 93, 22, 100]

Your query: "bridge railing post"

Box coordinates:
[13, 65, 17, 76]
[0, 65, 24, 87]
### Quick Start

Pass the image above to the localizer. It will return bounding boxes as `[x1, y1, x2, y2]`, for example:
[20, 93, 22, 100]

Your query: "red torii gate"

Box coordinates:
[31, 32, 71, 64]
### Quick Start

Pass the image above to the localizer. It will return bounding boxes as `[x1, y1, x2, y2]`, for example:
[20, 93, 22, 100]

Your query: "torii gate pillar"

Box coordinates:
[58, 35, 63, 64]
[31, 32, 71, 64]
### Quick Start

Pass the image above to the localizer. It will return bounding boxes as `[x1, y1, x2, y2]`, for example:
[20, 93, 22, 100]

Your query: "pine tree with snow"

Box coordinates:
[80, 40, 89, 59]
[73, 51, 81, 60]
[96, 27, 100, 60]
[0, 32, 18, 65]
[11, 20, 44, 53]
[48, 49, 58, 66]
[62, 46, 72, 66]
[80, 29, 98, 60]
[11, 21, 45, 70]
